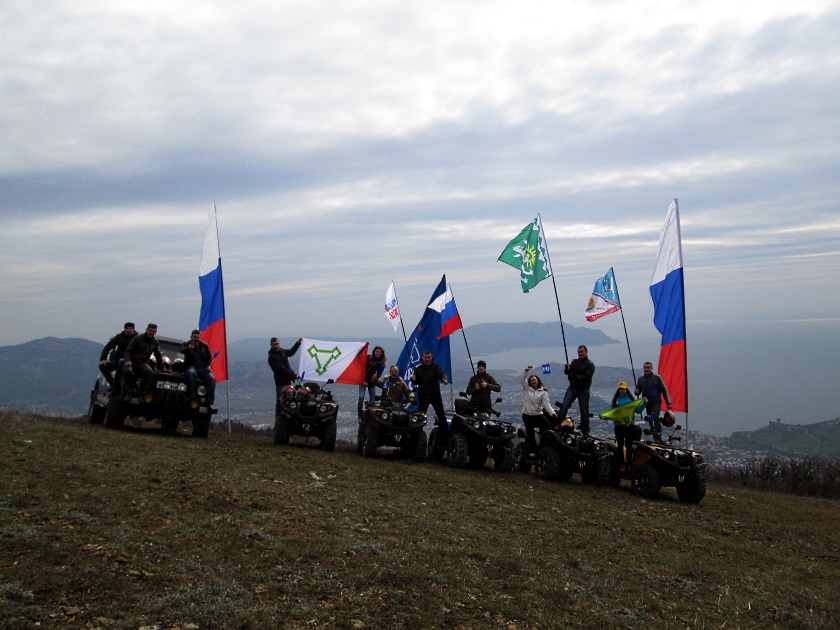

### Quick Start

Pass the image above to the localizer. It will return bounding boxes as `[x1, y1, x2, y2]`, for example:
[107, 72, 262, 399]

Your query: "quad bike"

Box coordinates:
[442, 393, 515, 472]
[273, 382, 338, 451]
[358, 397, 428, 462]
[609, 419, 707, 502]
[528, 403, 613, 484]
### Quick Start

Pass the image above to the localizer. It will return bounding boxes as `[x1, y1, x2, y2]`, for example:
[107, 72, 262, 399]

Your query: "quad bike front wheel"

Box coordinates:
[320, 416, 337, 452]
[677, 472, 707, 503]
[447, 433, 469, 468]
[493, 444, 515, 472]
[632, 463, 662, 498]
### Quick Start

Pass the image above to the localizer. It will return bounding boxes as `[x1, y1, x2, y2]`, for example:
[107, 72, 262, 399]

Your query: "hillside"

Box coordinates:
[1, 411, 838, 628]
[728, 417, 840, 458]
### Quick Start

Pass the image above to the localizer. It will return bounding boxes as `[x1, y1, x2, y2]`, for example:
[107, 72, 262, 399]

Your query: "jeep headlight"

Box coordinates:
[197, 385, 207, 396]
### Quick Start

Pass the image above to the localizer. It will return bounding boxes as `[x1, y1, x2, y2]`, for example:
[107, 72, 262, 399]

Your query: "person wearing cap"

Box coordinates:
[635, 362, 672, 442]
[123, 324, 163, 393]
[611, 381, 638, 472]
[98, 322, 137, 392]
[466, 360, 501, 411]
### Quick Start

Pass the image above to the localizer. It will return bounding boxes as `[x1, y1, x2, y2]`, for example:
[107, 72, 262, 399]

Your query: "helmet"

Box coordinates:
[560, 418, 574, 431]
[282, 385, 296, 400]
[297, 386, 312, 399]
[162, 356, 171, 367]
[662, 411, 675, 427]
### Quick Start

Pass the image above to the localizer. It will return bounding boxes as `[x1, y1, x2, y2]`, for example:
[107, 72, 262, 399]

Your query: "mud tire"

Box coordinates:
[447, 433, 469, 468]
[632, 463, 662, 498]
[320, 416, 337, 452]
[105, 396, 125, 430]
[677, 472, 707, 504]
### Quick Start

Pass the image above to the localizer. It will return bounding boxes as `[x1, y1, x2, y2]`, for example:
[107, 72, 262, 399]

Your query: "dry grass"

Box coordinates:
[1, 411, 838, 629]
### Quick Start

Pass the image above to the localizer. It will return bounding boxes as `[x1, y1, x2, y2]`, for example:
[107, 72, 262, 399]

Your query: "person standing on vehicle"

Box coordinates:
[411, 351, 449, 442]
[611, 381, 638, 472]
[635, 361, 672, 442]
[358, 345, 387, 419]
[466, 360, 501, 411]
[521, 366, 557, 458]
[268, 337, 301, 398]
[98, 322, 137, 392]
[379, 365, 415, 407]
[557, 345, 596, 436]
[180, 329, 216, 410]
[123, 324, 163, 393]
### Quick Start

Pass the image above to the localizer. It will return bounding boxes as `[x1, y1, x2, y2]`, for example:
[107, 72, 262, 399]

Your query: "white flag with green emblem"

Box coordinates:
[497, 214, 553, 293]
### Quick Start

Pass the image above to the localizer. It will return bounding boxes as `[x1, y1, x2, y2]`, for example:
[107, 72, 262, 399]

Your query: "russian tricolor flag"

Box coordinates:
[199, 204, 228, 383]
[429, 277, 464, 339]
[650, 199, 686, 412]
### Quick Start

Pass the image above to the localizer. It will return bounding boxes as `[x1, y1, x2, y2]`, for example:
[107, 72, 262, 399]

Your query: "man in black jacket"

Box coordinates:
[123, 324, 163, 393]
[181, 329, 216, 408]
[635, 361, 672, 442]
[411, 351, 449, 441]
[558, 345, 596, 435]
[98, 322, 137, 392]
[268, 337, 301, 398]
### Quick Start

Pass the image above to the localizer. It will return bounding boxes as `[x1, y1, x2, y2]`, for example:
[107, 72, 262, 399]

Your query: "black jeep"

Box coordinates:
[359, 397, 427, 462]
[102, 337, 214, 437]
[273, 382, 338, 451]
[443, 393, 515, 471]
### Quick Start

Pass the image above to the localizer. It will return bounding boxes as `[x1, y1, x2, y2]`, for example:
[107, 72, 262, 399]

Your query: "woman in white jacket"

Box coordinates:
[521, 366, 558, 457]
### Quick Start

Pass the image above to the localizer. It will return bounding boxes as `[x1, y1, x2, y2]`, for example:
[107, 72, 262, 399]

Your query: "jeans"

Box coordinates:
[186, 367, 216, 405]
[418, 393, 448, 437]
[99, 358, 125, 391]
[357, 383, 377, 418]
[522, 413, 549, 455]
[558, 387, 591, 433]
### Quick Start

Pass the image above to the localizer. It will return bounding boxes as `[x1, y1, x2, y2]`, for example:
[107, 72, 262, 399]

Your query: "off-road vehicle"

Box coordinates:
[89, 336, 183, 424]
[359, 397, 427, 462]
[610, 423, 707, 502]
[273, 382, 338, 451]
[534, 420, 614, 484]
[442, 393, 515, 471]
[102, 336, 214, 437]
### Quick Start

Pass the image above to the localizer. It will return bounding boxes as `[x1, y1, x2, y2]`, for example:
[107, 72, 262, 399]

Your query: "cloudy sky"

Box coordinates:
[2, 1, 838, 434]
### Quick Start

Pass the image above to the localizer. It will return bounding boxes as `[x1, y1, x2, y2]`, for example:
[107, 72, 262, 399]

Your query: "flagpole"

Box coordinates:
[448, 283, 476, 376]
[674, 198, 690, 447]
[537, 213, 569, 364]
[391, 280, 409, 345]
[611, 268, 637, 386]
[212, 201, 232, 434]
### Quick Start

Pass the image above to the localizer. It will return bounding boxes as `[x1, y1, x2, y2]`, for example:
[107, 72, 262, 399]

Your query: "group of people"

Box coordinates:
[265, 339, 672, 462]
[99, 322, 216, 409]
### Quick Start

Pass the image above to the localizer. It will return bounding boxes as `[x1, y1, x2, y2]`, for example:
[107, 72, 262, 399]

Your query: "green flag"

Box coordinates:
[600, 398, 645, 426]
[497, 214, 553, 293]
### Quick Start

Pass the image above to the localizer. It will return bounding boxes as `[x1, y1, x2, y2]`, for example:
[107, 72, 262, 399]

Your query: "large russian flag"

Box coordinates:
[199, 204, 228, 383]
[649, 199, 687, 412]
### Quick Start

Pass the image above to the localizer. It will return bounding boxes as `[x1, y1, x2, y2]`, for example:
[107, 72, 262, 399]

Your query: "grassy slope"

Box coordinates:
[1, 412, 838, 629]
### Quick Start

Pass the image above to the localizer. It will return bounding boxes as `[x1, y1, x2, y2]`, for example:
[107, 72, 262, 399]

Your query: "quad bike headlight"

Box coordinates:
[319, 404, 327, 412]
[289, 402, 298, 410]
[197, 385, 207, 396]
[380, 412, 389, 421]
[143, 394, 154, 404]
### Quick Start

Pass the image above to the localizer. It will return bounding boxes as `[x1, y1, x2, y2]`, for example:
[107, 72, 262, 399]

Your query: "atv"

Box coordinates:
[611, 422, 707, 502]
[359, 397, 428, 462]
[443, 393, 515, 471]
[273, 382, 338, 451]
[104, 360, 214, 438]
[527, 404, 613, 484]
[534, 420, 614, 485]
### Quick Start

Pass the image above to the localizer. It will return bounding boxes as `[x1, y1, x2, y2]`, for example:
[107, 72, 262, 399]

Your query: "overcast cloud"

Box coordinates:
[1, 1, 838, 434]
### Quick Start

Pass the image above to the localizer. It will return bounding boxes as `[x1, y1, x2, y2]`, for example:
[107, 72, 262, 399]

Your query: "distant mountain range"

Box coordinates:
[2, 328, 838, 460]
